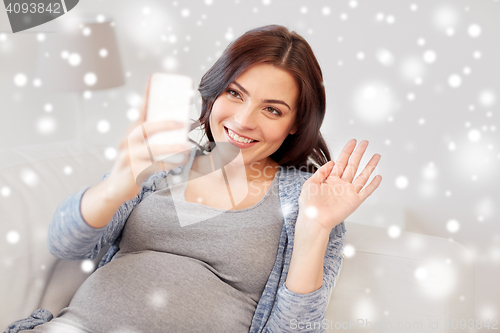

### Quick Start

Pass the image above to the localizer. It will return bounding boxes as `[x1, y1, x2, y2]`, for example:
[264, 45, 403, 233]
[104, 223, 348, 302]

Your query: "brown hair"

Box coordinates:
[190, 24, 331, 173]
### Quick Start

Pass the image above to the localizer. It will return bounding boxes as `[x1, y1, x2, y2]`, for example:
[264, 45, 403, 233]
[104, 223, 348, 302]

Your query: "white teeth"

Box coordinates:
[227, 128, 255, 144]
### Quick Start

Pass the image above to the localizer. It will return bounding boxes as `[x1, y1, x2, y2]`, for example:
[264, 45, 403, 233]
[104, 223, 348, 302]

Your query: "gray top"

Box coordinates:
[28, 148, 284, 333]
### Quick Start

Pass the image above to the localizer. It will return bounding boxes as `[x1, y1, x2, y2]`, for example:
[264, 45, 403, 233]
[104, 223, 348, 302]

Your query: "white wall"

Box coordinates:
[1, 0, 498, 323]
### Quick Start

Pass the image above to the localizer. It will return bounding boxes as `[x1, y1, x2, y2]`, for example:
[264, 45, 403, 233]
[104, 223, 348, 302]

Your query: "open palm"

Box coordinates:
[298, 139, 382, 232]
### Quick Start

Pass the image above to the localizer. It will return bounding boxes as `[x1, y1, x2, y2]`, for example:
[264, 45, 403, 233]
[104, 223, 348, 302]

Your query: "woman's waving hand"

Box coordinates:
[298, 139, 383, 233]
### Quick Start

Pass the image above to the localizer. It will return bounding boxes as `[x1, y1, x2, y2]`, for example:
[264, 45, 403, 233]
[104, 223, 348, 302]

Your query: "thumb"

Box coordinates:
[309, 160, 335, 184]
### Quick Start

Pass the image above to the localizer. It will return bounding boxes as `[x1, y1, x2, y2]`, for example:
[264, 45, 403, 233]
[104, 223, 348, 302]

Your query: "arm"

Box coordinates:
[264, 222, 346, 333]
[285, 214, 331, 294]
[263, 138, 380, 331]
[46, 171, 144, 260]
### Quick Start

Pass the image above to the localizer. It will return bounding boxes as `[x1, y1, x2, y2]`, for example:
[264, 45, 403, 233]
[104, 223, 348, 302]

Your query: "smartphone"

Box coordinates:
[145, 73, 194, 163]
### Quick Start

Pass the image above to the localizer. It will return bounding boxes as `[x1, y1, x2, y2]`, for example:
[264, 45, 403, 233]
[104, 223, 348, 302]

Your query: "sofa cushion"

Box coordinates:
[325, 222, 474, 330]
[0, 141, 114, 329]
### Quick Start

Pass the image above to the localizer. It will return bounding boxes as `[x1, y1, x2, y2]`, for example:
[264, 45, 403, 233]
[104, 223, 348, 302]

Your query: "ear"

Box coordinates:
[289, 123, 297, 135]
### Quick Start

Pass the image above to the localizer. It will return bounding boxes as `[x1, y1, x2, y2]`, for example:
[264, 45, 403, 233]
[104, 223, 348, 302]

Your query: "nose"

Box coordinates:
[233, 104, 258, 130]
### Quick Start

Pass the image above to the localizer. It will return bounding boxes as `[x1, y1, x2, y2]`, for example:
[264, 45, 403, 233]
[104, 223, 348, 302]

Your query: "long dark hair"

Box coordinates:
[190, 24, 331, 173]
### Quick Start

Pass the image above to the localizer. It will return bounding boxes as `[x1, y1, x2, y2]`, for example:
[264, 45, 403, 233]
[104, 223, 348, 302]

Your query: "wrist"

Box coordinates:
[286, 214, 330, 294]
[100, 176, 130, 205]
[295, 213, 332, 240]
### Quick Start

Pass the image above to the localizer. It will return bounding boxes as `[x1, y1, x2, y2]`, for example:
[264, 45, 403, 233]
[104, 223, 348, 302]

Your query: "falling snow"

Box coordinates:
[97, 120, 111, 133]
[84, 72, 98, 86]
[13, 73, 27, 87]
[395, 176, 409, 189]
[1, 0, 499, 323]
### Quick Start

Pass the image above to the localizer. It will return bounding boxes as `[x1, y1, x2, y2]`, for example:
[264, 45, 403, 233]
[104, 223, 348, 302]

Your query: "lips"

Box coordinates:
[224, 126, 258, 142]
[223, 126, 259, 148]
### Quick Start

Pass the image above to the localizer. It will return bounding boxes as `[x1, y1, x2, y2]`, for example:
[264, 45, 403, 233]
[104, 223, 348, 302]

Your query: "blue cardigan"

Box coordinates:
[6, 150, 346, 333]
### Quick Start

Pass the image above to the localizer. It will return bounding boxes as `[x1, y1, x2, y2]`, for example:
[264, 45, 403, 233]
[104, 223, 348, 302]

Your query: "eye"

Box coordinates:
[265, 107, 282, 116]
[226, 89, 241, 99]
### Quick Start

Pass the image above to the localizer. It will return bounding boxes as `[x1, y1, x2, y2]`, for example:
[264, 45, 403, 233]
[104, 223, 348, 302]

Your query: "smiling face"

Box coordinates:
[209, 63, 299, 168]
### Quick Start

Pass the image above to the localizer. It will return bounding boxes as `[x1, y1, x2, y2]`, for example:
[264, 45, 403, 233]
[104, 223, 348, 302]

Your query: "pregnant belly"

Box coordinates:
[57, 251, 256, 333]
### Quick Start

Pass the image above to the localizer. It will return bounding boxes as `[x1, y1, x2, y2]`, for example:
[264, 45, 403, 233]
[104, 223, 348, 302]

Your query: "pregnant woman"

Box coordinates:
[7, 24, 382, 333]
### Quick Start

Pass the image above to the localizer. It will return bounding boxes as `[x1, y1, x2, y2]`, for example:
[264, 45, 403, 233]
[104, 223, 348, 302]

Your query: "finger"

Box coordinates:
[134, 157, 186, 185]
[142, 120, 186, 141]
[128, 145, 190, 177]
[125, 120, 185, 151]
[118, 76, 153, 152]
[139, 74, 153, 124]
[352, 154, 381, 190]
[130, 143, 190, 158]
[330, 139, 357, 178]
[310, 160, 335, 184]
[359, 175, 383, 202]
[119, 122, 141, 150]
[127, 154, 188, 169]
[148, 143, 191, 156]
[341, 140, 369, 183]
[129, 152, 189, 167]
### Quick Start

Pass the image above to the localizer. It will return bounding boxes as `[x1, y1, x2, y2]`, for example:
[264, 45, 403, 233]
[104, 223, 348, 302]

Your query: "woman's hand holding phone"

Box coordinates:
[105, 75, 191, 203]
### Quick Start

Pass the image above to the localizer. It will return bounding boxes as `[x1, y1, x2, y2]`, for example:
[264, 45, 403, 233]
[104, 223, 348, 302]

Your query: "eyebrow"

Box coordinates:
[232, 81, 292, 111]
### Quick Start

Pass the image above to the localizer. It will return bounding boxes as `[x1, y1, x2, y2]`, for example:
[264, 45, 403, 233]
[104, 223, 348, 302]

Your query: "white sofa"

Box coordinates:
[325, 222, 474, 332]
[0, 141, 474, 331]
